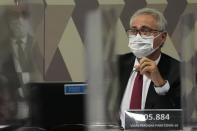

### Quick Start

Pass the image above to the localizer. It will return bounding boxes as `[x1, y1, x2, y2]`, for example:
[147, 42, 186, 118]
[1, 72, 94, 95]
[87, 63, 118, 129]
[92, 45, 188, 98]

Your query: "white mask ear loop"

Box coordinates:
[154, 32, 162, 39]
[152, 32, 163, 49]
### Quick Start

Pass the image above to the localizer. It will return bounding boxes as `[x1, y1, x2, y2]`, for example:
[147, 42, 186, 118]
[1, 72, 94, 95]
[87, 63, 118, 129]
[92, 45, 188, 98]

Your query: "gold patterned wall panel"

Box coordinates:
[146, 0, 167, 12]
[44, 0, 75, 81]
[58, 18, 85, 82]
[43, 0, 195, 82]
[115, 19, 130, 54]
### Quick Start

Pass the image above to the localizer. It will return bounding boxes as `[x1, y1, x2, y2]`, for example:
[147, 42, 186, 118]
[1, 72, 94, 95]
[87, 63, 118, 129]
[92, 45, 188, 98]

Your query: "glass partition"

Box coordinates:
[1, 1, 197, 131]
[179, 13, 197, 129]
[0, 0, 45, 130]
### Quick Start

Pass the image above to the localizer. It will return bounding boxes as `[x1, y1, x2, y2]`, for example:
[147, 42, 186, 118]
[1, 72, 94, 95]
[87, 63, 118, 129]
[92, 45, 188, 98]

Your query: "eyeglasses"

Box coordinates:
[127, 26, 163, 37]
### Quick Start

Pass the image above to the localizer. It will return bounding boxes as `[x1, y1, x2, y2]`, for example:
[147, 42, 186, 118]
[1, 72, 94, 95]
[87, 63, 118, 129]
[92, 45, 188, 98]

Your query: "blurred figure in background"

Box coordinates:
[0, 5, 43, 128]
[5, 5, 43, 85]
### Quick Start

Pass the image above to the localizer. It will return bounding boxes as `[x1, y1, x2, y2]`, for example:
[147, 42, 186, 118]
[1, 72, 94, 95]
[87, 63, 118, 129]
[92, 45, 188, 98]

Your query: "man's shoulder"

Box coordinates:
[118, 52, 135, 61]
[161, 53, 180, 65]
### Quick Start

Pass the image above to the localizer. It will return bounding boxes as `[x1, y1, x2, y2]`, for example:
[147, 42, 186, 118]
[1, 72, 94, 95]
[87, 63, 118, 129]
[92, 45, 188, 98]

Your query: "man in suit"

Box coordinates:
[118, 8, 181, 128]
[0, 7, 43, 125]
[5, 6, 43, 85]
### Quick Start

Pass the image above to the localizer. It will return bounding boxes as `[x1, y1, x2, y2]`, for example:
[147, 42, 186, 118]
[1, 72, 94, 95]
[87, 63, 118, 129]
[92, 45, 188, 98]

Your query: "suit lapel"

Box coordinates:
[117, 53, 135, 118]
[119, 53, 136, 101]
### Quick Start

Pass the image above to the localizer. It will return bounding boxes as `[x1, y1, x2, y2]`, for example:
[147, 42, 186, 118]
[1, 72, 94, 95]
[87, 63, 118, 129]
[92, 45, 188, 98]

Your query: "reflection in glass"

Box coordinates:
[5, 4, 43, 85]
[179, 13, 197, 128]
[0, 0, 44, 130]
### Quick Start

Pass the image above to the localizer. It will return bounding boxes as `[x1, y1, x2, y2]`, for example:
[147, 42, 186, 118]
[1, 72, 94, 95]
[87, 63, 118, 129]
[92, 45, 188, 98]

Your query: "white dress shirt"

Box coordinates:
[11, 37, 30, 84]
[120, 54, 170, 128]
[11, 37, 27, 72]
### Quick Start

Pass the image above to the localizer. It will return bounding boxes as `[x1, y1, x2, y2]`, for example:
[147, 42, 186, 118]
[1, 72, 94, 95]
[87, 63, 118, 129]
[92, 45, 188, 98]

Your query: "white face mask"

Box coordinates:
[128, 33, 161, 58]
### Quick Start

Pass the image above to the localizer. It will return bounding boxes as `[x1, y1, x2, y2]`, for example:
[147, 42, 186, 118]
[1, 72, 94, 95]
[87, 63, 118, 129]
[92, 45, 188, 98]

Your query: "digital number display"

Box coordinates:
[144, 113, 170, 121]
[125, 109, 182, 130]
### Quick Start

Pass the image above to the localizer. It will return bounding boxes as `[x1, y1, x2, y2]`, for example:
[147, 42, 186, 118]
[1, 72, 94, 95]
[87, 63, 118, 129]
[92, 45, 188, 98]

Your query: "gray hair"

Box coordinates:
[130, 8, 167, 31]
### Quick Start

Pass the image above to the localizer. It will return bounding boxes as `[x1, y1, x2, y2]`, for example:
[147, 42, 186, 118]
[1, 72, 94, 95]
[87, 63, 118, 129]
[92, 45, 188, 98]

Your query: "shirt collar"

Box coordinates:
[11, 36, 28, 44]
[11, 37, 28, 51]
[21, 37, 27, 43]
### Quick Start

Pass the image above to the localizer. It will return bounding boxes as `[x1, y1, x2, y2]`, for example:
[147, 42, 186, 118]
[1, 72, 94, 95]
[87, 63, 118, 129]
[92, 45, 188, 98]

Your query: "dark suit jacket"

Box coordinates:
[0, 38, 20, 88]
[0, 40, 21, 123]
[118, 52, 181, 110]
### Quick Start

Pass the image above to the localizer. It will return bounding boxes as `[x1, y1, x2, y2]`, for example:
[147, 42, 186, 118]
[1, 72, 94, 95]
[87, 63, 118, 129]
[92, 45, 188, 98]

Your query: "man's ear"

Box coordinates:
[162, 31, 167, 38]
[161, 31, 167, 43]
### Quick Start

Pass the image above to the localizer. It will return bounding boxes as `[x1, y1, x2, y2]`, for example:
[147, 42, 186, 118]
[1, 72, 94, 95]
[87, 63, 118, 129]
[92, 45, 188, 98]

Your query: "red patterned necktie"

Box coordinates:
[130, 72, 143, 109]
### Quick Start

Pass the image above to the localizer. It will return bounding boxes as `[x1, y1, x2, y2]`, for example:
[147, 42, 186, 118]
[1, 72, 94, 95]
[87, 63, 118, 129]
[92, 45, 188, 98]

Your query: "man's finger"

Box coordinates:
[140, 61, 152, 71]
[140, 66, 152, 75]
[133, 65, 140, 71]
[139, 57, 151, 64]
